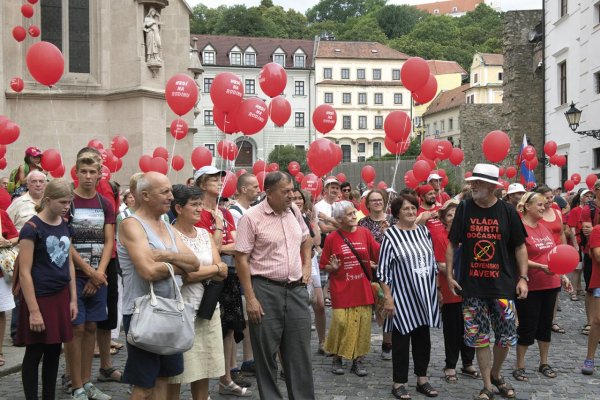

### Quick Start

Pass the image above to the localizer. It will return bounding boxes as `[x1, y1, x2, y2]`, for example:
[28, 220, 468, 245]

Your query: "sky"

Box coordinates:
[186, 0, 542, 13]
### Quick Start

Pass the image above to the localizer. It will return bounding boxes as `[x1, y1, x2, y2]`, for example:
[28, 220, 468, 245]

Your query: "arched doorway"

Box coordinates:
[236, 140, 253, 166]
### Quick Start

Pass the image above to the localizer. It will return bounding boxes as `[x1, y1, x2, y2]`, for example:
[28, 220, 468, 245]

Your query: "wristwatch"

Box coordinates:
[519, 275, 529, 282]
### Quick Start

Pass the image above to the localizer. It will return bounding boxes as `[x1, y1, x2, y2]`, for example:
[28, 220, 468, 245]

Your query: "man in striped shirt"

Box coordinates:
[235, 171, 315, 400]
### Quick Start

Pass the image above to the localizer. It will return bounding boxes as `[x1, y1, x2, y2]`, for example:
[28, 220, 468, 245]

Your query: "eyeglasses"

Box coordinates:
[369, 199, 384, 204]
[342, 189, 351, 192]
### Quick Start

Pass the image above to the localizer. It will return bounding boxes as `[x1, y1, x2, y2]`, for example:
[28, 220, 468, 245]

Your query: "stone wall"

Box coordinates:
[459, 104, 505, 171]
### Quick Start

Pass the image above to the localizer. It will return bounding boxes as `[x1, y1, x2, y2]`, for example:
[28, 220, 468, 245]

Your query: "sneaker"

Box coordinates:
[231, 369, 252, 388]
[331, 357, 344, 375]
[381, 348, 392, 360]
[582, 359, 595, 375]
[62, 374, 72, 394]
[84, 383, 112, 400]
[71, 389, 88, 400]
[351, 359, 368, 377]
[240, 360, 256, 376]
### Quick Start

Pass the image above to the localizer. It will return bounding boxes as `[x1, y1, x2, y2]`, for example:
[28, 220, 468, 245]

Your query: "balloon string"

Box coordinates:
[387, 150, 401, 212]
[167, 134, 177, 176]
[47, 87, 63, 164]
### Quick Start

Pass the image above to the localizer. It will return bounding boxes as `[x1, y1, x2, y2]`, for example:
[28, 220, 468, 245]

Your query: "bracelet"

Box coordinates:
[215, 228, 223, 232]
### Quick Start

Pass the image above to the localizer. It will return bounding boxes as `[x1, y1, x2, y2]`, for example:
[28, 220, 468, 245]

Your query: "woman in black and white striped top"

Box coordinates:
[377, 193, 441, 400]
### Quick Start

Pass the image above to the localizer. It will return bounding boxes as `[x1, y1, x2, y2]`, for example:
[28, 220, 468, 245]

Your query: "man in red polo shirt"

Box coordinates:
[416, 184, 446, 246]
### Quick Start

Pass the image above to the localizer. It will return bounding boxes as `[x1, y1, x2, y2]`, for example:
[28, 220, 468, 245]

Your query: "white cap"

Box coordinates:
[427, 173, 442, 182]
[507, 183, 526, 195]
[194, 166, 225, 182]
[324, 177, 340, 186]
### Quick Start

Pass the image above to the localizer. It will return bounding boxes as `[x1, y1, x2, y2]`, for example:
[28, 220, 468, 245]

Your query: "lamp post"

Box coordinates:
[564, 101, 600, 140]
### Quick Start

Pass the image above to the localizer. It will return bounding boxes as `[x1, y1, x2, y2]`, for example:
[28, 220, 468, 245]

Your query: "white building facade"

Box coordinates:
[544, 0, 600, 187]
[191, 35, 316, 167]
[314, 40, 411, 162]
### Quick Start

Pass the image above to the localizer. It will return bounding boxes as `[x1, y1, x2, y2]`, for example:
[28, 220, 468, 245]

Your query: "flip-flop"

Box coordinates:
[110, 341, 124, 350]
[582, 324, 591, 335]
[443, 368, 458, 383]
[551, 323, 566, 334]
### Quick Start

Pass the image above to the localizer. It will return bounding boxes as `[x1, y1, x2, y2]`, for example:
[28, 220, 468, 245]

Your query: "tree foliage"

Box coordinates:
[374, 5, 428, 39]
[267, 145, 308, 174]
[306, 0, 386, 23]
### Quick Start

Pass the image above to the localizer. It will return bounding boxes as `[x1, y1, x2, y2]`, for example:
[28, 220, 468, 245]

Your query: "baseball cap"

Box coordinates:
[507, 183, 526, 195]
[427, 173, 442, 182]
[25, 146, 42, 157]
[324, 177, 340, 186]
[194, 166, 225, 182]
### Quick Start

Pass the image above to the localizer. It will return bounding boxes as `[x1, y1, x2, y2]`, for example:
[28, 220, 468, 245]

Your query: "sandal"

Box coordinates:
[0, 353, 4, 367]
[461, 366, 481, 379]
[416, 382, 438, 397]
[490, 375, 515, 399]
[218, 381, 252, 397]
[98, 367, 122, 382]
[538, 364, 557, 378]
[110, 341, 124, 350]
[443, 368, 458, 383]
[94, 347, 119, 358]
[570, 293, 580, 301]
[582, 324, 591, 335]
[551, 323, 565, 334]
[475, 388, 494, 400]
[512, 368, 528, 382]
[391, 384, 411, 400]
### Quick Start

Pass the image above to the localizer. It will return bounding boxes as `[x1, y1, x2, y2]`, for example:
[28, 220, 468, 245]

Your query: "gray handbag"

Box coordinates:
[127, 263, 195, 355]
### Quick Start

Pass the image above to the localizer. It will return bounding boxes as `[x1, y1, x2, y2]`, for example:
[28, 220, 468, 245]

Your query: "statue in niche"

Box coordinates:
[144, 7, 162, 66]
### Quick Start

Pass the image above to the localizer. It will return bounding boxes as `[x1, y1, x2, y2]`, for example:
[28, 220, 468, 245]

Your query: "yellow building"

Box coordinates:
[412, 60, 467, 142]
[422, 84, 470, 146]
[464, 53, 504, 104]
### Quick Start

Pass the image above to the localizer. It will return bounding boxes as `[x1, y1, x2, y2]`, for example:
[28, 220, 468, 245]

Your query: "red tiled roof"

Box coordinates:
[316, 40, 409, 60]
[416, 0, 483, 14]
[480, 53, 504, 66]
[427, 60, 467, 75]
[423, 84, 470, 116]
[191, 34, 315, 68]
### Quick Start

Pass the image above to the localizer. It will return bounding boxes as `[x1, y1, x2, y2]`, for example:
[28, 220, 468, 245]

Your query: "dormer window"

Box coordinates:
[452, 6, 458, 12]
[273, 53, 285, 66]
[230, 51, 242, 65]
[203, 51, 215, 65]
[433, 9, 440, 14]
[294, 54, 305, 68]
[244, 52, 256, 66]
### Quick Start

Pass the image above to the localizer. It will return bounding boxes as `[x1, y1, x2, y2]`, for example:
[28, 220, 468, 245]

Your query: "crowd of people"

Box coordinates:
[1, 148, 600, 400]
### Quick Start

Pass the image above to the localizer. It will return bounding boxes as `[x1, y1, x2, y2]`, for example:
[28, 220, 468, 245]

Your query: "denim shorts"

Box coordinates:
[592, 288, 600, 298]
[72, 276, 107, 325]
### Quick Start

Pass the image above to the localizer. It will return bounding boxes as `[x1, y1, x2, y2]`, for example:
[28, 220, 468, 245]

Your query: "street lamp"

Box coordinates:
[564, 101, 600, 140]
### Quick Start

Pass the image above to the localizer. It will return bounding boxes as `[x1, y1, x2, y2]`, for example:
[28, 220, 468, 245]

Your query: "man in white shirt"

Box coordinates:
[6, 170, 46, 231]
[229, 173, 260, 226]
[314, 178, 341, 238]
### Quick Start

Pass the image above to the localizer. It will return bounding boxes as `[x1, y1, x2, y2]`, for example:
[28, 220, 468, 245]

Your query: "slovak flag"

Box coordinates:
[519, 134, 536, 185]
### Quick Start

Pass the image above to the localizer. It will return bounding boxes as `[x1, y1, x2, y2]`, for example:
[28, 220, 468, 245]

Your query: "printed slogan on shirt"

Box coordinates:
[468, 217, 501, 279]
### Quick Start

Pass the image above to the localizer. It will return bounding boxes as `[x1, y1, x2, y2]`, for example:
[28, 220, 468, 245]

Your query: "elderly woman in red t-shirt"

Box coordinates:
[432, 199, 478, 383]
[320, 201, 380, 377]
[512, 192, 572, 382]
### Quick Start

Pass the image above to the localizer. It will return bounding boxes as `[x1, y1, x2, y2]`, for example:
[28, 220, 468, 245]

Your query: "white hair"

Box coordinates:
[26, 170, 46, 183]
[332, 200, 355, 220]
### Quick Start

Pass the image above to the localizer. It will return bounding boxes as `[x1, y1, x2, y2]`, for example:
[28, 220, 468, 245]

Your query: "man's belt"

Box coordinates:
[253, 275, 304, 289]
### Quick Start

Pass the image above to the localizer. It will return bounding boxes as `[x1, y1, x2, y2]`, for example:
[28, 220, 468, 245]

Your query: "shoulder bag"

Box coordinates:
[127, 262, 195, 355]
[0, 215, 19, 284]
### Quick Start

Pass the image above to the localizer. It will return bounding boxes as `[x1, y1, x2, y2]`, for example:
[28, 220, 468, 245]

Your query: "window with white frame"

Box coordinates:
[203, 78, 213, 93]
[295, 112, 305, 127]
[357, 69, 366, 79]
[449, 118, 454, 130]
[474, 73, 478, 83]
[294, 54, 305, 68]
[230, 52, 241, 65]
[244, 52, 256, 66]
[295, 81, 305, 96]
[324, 92, 333, 103]
[373, 69, 382, 80]
[440, 120, 445, 133]
[374, 93, 383, 104]
[560, 0, 568, 17]
[273, 53, 285, 66]
[204, 110, 214, 126]
[394, 93, 403, 104]
[559, 60, 567, 105]
[595, 2, 600, 25]
[203, 51, 215, 64]
[343, 116, 351, 129]
[245, 79, 255, 94]
[373, 142, 381, 158]
[358, 93, 367, 104]
[341, 68, 350, 79]
[324, 68, 332, 79]
[342, 93, 351, 104]
[358, 116, 367, 129]
[374, 116, 383, 129]
[358, 143, 366, 153]
[392, 69, 400, 80]
[205, 143, 215, 156]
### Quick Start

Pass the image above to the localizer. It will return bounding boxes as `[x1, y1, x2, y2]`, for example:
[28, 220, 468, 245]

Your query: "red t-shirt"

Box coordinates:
[567, 206, 583, 246]
[320, 227, 380, 309]
[431, 230, 462, 304]
[539, 208, 563, 246]
[524, 223, 560, 291]
[588, 225, 600, 289]
[0, 209, 19, 240]
[0, 188, 11, 211]
[418, 204, 446, 252]
[195, 208, 236, 245]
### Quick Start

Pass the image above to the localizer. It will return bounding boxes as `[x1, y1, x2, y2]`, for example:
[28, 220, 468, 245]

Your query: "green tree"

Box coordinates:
[374, 5, 427, 39]
[267, 145, 308, 174]
[306, 0, 387, 23]
[190, 4, 225, 34]
[213, 5, 270, 37]
[337, 15, 387, 42]
[306, 20, 346, 40]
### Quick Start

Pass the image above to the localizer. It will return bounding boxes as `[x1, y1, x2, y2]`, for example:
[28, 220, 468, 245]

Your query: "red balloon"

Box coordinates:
[544, 141, 557, 157]
[221, 172, 238, 198]
[547, 244, 580, 274]
[554, 154, 567, 167]
[384, 137, 410, 155]
[269, 96, 292, 126]
[524, 157, 538, 170]
[482, 130, 511, 163]
[336, 173, 347, 183]
[258, 62, 287, 98]
[41, 149, 62, 171]
[256, 171, 266, 192]
[0, 158, 7, 170]
[139, 155, 152, 172]
[413, 160, 432, 182]
[564, 179, 575, 191]
[26, 41, 64, 86]
[103, 150, 120, 172]
[87, 139, 104, 149]
[12, 26, 26, 42]
[288, 161, 301, 176]
[150, 157, 168, 175]
[0, 121, 20, 145]
[571, 173, 581, 185]
[359, 197, 370, 216]
[522, 145, 536, 161]
[268, 162, 279, 172]
[237, 98, 269, 135]
[586, 174, 598, 190]
[153, 147, 169, 160]
[448, 147, 464, 166]
[236, 169, 248, 177]
[10, 77, 24, 92]
[28, 0, 39, 4]
[434, 140, 452, 160]
[384, 111, 412, 143]
[210, 72, 244, 113]
[50, 164, 66, 178]
[421, 138, 439, 160]
[191, 146, 213, 170]
[217, 139, 238, 161]
[498, 167, 505, 177]
[307, 139, 338, 177]
[165, 74, 198, 116]
[505, 166, 517, 179]
[416, 154, 436, 170]
[0, 145, 6, 158]
[70, 165, 77, 181]
[170, 118, 189, 140]
[312, 104, 337, 134]
[442, 175, 449, 187]
[464, 171, 473, 178]
[114, 158, 123, 172]
[110, 135, 129, 158]
[404, 170, 419, 189]
[301, 173, 323, 199]
[295, 171, 305, 183]
[213, 105, 239, 134]
[412, 74, 438, 104]
[401, 57, 430, 92]
[253, 160, 266, 175]
[361, 165, 376, 183]
[101, 165, 111, 181]
[377, 181, 388, 190]
[28, 25, 40, 37]
[21, 4, 34, 18]
[526, 181, 536, 191]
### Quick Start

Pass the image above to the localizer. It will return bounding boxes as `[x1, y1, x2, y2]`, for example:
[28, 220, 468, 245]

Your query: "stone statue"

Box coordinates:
[144, 7, 162, 65]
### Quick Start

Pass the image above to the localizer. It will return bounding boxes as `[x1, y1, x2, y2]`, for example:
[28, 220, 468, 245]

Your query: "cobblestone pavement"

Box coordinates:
[2, 291, 600, 399]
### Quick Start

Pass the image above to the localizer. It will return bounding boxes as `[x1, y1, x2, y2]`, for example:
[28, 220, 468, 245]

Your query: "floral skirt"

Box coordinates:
[324, 305, 371, 360]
